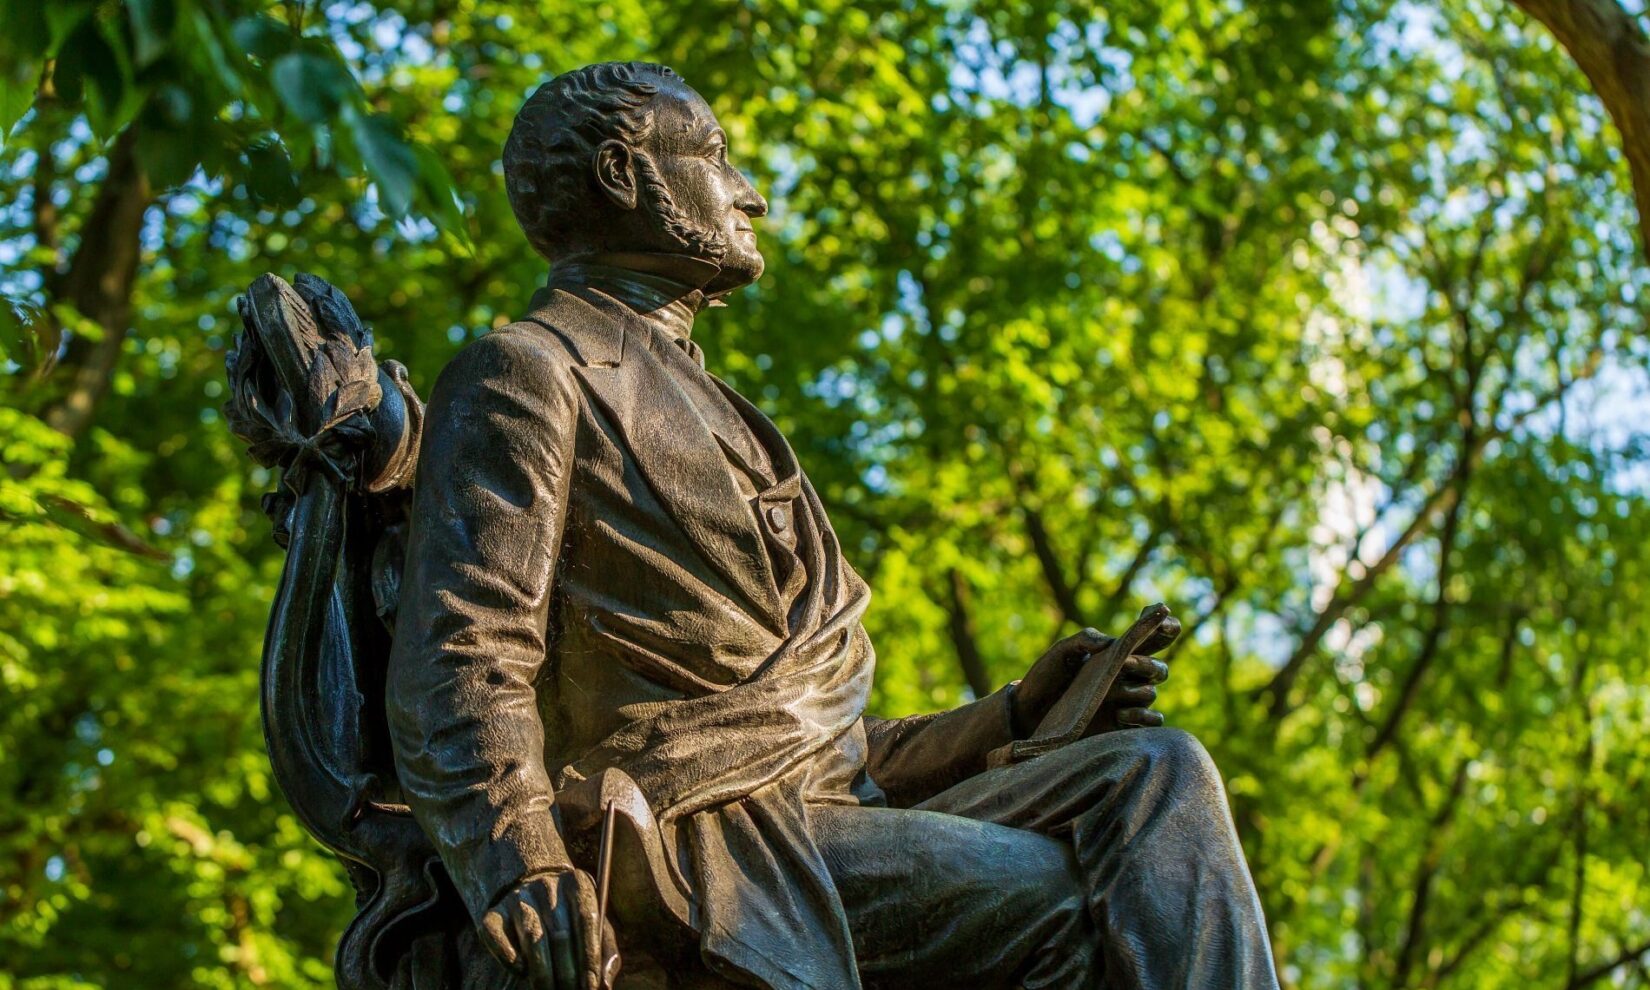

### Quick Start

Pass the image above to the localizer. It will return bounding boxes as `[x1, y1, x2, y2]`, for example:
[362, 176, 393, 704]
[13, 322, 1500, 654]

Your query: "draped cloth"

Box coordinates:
[552, 351, 876, 989]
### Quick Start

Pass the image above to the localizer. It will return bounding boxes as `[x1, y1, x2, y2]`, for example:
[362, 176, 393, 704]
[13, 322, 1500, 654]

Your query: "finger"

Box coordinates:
[481, 910, 519, 969]
[511, 903, 556, 990]
[600, 922, 621, 990]
[549, 927, 579, 990]
[1041, 627, 1110, 669]
[569, 871, 607, 990]
[546, 893, 580, 990]
[1117, 707, 1166, 728]
[1111, 683, 1158, 708]
[1140, 615, 1182, 655]
[1121, 656, 1170, 684]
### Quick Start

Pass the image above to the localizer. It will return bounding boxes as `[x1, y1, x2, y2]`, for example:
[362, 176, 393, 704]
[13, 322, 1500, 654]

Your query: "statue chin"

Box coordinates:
[704, 249, 764, 296]
[631, 207, 765, 296]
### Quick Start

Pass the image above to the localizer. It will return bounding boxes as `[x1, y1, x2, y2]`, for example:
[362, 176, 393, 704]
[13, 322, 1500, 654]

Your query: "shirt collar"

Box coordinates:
[544, 256, 711, 347]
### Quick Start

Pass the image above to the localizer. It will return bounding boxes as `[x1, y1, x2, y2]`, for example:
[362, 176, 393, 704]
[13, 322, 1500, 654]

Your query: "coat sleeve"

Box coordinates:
[386, 327, 581, 921]
[861, 684, 1019, 808]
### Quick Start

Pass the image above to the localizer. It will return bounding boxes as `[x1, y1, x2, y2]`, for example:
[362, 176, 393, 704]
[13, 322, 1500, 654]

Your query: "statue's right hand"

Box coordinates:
[479, 869, 612, 990]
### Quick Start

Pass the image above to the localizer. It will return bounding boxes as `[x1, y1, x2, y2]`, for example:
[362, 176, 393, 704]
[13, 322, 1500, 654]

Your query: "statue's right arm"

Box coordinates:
[385, 327, 581, 925]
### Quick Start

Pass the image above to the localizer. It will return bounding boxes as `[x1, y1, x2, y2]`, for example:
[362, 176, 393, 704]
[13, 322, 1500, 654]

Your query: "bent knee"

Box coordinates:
[1070, 727, 1225, 800]
[1135, 726, 1215, 768]
[1139, 728, 1225, 805]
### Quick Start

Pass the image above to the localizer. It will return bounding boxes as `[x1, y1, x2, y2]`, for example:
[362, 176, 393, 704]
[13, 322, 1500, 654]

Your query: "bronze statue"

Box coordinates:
[227, 61, 1280, 990]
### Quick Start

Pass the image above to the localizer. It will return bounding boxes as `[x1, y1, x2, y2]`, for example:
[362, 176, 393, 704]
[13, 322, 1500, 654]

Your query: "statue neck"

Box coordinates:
[545, 253, 715, 344]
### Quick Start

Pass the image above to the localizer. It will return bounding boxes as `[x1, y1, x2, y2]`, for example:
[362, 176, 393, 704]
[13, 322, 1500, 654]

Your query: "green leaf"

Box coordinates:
[50, 302, 103, 344]
[134, 109, 203, 189]
[43, 2, 93, 58]
[48, 18, 108, 105]
[243, 135, 300, 207]
[51, 14, 138, 136]
[230, 14, 293, 61]
[0, 294, 45, 367]
[37, 493, 168, 560]
[126, 0, 175, 67]
[80, 18, 141, 140]
[270, 52, 352, 124]
[183, 8, 243, 97]
[343, 107, 417, 217]
[151, 83, 193, 127]
[412, 144, 472, 250]
[0, 0, 49, 57]
[0, 57, 39, 146]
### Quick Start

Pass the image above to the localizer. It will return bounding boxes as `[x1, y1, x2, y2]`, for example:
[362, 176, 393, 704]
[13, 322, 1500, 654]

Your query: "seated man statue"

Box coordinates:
[266, 60, 1278, 990]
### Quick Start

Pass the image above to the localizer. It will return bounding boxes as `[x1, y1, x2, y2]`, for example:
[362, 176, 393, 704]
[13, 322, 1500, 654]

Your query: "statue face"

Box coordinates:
[632, 81, 769, 295]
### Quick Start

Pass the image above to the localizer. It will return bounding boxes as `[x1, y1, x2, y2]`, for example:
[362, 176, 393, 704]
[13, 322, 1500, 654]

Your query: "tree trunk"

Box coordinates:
[42, 128, 152, 440]
[1510, 0, 1650, 257]
[944, 568, 994, 699]
[1020, 503, 1084, 627]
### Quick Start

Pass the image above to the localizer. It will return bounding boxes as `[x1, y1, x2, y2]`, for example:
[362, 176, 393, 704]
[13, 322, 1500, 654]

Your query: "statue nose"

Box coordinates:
[736, 173, 768, 218]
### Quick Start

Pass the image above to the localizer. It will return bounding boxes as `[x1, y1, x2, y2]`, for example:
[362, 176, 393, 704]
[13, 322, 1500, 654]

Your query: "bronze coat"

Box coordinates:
[387, 283, 1017, 989]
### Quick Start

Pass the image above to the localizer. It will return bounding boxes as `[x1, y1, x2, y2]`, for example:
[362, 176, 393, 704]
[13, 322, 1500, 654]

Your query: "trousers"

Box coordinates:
[459, 728, 1279, 990]
[812, 727, 1281, 990]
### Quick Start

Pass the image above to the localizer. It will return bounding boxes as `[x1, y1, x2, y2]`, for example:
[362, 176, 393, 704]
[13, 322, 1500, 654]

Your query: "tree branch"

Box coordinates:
[1510, 0, 1650, 257]
[1570, 937, 1650, 989]
[1261, 475, 1463, 717]
[1566, 647, 1597, 987]
[1392, 757, 1473, 987]
[1364, 449, 1472, 763]
[1260, 295, 1593, 719]
[943, 567, 994, 698]
[40, 127, 153, 440]
[1422, 842, 1561, 987]
[1101, 520, 1165, 620]
[1020, 500, 1083, 627]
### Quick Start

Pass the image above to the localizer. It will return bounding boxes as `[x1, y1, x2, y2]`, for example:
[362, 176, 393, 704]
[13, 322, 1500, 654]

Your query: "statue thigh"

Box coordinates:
[810, 802, 1098, 989]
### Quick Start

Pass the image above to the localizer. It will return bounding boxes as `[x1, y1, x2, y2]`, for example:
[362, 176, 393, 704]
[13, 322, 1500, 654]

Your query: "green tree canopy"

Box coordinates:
[1, 1, 1647, 987]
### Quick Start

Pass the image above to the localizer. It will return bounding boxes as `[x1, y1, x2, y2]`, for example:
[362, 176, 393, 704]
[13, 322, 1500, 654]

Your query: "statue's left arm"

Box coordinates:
[384, 330, 582, 923]
[863, 624, 1175, 807]
[862, 688, 1019, 807]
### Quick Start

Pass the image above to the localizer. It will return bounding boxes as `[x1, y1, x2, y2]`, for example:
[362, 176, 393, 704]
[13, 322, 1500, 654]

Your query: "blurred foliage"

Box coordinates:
[2, 0, 1649, 987]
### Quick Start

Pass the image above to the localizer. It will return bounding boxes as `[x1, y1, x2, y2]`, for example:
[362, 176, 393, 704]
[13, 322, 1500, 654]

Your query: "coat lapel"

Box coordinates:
[529, 289, 784, 627]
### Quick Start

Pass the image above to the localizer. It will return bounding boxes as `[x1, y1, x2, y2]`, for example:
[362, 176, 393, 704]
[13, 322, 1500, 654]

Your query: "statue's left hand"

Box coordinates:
[479, 869, 612, 990]
[1012, 625, 1176, 737]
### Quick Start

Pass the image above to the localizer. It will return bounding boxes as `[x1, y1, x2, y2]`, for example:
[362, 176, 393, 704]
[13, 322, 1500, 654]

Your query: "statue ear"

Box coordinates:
[593, 139, 639, 211]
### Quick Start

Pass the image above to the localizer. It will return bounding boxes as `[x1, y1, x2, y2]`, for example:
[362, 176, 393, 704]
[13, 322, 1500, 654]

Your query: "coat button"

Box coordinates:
[766, 504, 790, 533]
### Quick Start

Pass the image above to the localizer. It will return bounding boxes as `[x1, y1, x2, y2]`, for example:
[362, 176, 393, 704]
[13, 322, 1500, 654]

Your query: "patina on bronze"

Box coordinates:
[226, 61, 1281, 990]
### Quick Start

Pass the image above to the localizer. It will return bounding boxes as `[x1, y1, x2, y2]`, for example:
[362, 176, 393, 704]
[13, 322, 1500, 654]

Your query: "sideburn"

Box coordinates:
[633, 151, 729, 263]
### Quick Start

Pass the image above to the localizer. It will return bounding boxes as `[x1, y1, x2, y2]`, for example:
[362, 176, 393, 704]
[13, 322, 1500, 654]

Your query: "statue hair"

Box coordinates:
[505, 61, 725, 263]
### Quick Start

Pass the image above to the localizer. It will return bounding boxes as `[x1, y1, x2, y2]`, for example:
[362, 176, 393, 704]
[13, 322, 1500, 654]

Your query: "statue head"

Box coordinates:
[504, 62, 769, 297]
